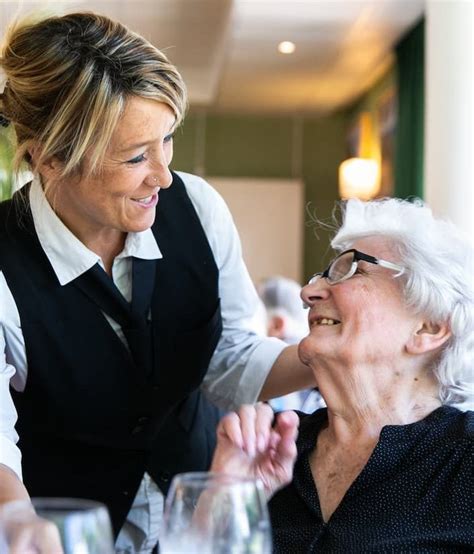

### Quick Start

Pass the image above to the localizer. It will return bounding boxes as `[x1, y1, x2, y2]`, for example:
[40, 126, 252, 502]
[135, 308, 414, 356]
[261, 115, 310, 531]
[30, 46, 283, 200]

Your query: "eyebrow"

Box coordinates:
[117, 122, 177, 154]
[118, 139, 156, 153]
[117, 131, 175, 154]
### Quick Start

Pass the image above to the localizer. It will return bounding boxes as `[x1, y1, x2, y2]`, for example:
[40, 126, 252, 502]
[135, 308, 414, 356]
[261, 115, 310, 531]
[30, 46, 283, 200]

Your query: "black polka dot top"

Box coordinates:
[269, 406, 473, 553]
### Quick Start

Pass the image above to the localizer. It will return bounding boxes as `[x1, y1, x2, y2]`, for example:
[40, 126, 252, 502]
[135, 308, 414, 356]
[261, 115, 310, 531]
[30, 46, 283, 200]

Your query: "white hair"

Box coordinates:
[331, 198, 473, 411]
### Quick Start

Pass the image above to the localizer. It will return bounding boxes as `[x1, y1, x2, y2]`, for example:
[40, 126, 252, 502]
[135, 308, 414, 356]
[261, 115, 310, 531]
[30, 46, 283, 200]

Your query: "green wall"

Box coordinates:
[0, 126, 14, 200]
[172, 109, 349, 280]
[205, 115, 294, 177]
[172, 112, 296, 178]
[302, 113, 349, 278]
[171, 115, 198, 174]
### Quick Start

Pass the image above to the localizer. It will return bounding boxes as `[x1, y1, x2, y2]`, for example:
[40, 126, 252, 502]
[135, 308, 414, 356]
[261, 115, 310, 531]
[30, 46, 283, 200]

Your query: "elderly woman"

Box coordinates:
[212, 198, 473, 552]
[0, 12, 313, 553]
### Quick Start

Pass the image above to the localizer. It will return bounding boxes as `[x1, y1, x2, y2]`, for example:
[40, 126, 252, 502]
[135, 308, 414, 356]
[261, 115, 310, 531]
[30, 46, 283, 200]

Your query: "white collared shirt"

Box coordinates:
[0, 171, 285, 552]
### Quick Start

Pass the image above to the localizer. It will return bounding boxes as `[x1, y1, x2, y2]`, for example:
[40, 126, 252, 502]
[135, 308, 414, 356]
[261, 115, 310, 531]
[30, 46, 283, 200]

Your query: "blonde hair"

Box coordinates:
[0, 12, 187, 179]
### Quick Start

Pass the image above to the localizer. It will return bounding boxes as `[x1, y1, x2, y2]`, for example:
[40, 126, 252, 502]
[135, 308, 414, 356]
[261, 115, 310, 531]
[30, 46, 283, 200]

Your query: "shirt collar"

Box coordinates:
[29, 176, 162, 286]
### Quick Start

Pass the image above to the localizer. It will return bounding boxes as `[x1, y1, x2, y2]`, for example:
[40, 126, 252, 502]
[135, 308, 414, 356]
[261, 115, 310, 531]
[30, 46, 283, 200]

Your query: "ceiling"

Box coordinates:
[0, 0, 424, 115]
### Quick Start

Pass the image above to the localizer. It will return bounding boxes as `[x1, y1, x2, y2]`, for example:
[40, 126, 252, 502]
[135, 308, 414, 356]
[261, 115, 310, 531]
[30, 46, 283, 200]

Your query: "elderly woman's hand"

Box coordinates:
[210, 403, 299, 499]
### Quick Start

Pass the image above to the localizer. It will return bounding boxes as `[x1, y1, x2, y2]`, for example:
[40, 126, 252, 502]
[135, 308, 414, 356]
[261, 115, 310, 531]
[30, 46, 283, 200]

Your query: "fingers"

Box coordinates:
[9, 518, 63, 554]
[274, 410, 299, 442]
[35, 521, 63, 554]
[9, 526, 35, 554]
[272, 411, 299, 467]
[240, 403, 274, 457]
[217, 411, 244, 449]
[216, 404, 274, 457]
[212, 406, 299, 498]
[215, 404, 298, 478]
[239, 405, 257, 457]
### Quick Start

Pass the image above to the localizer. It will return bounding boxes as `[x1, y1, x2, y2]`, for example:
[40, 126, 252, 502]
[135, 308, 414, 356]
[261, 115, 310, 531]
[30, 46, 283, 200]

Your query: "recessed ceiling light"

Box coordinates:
[278, 41, 295, 54]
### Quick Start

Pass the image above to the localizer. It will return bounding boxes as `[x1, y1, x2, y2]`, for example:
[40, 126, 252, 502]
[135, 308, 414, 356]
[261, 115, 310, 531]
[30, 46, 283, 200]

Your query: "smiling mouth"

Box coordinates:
[311, 317, 341, 327]
[131, 194, 157, 205]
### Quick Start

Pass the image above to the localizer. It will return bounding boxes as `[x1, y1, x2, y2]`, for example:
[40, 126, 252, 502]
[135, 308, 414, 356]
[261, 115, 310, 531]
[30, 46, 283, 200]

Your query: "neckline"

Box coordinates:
[379, 405, 458, 440]
[298, 405, 458, 451]
[295, 405, 459, 527]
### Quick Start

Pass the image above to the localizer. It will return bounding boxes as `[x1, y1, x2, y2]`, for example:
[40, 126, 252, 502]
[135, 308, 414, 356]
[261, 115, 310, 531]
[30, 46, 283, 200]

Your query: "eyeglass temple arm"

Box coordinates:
[355, 250, 404, 276]
[377, 259, 405, 275]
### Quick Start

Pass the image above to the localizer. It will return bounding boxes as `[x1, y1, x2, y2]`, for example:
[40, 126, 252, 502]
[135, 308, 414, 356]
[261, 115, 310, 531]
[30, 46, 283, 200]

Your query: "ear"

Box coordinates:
[28, 143, 63, 181]
[267, 315, 286, 339]
[406, 320, 451, 355]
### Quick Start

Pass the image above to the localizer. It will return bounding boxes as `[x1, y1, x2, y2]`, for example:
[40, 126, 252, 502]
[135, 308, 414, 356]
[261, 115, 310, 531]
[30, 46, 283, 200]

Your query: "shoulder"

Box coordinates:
[451, 409, 474, 454]
[432, 406, 473, 442]
[0, 196, 14, 232]
[455, 408, 474, 433]
[0, 184, 31, 234]
[173, 171, 238, 262]
[175, 171, 230, 217]
[414, 407, 474, 476]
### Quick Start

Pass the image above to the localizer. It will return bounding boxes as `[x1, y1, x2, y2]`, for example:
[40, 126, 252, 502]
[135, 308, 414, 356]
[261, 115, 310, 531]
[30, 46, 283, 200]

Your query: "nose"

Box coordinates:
[301, 278, 330, 308]
[147, 160, 173, 189]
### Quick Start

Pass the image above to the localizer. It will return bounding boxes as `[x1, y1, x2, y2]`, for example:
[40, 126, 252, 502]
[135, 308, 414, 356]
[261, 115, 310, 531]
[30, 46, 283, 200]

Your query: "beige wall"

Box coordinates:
[209, 177, 304, 285]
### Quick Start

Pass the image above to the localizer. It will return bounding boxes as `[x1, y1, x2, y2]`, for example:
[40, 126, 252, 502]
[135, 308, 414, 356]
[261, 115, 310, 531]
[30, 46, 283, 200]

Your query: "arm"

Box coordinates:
[210, 403, 299, 500]
[182, 173, 316, 410]
[258, 344, 315, 402]
[0, 324, 26, 505]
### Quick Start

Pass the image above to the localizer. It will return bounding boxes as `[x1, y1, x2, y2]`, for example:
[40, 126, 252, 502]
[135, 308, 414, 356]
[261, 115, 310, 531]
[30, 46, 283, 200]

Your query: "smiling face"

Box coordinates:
[299, 237, 421, 371]
[45, 97, 176, 248]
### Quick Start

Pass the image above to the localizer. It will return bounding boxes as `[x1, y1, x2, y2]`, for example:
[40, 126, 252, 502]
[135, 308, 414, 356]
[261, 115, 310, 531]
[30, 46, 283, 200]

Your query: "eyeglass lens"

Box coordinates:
[327, 251, 354, 283]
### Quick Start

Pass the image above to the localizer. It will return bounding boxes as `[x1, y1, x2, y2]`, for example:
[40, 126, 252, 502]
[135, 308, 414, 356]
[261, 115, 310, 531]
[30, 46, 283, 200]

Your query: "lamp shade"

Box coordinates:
[339, 157, 379, 200]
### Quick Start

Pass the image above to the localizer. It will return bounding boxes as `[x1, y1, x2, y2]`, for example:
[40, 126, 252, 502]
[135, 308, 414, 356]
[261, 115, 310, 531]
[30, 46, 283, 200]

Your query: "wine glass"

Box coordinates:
[160, 472, 272, 554]
[0, 497, 114, 554]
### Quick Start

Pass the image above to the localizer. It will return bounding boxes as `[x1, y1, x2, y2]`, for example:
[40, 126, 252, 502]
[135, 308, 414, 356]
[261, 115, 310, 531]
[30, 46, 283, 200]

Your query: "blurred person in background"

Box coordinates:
[258, 276, 325, 413]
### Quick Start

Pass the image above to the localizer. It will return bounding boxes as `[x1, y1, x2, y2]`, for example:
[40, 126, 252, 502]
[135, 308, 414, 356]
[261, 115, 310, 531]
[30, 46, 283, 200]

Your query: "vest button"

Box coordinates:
[160, 472, 171, 483]
[122, 490, 129, 496]
[131, 416, 150, 434]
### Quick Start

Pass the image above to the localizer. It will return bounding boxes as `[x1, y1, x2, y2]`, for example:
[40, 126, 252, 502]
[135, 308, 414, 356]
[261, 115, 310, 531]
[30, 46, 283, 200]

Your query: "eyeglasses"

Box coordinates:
[308, 249, 405, 286]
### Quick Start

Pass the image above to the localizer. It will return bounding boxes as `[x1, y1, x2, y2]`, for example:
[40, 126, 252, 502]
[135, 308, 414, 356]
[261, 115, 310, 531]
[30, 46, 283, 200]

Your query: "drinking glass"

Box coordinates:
[160, 472, 272, 554]
[0, 497, 114, 554]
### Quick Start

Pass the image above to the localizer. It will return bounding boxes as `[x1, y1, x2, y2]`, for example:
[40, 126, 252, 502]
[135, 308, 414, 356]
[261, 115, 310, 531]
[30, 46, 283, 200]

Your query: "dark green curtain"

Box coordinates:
[394, 19, 425, 199]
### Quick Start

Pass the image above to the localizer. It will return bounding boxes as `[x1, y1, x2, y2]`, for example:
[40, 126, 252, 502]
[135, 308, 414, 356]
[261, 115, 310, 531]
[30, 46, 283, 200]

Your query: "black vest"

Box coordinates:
[0, 172, 223, 535]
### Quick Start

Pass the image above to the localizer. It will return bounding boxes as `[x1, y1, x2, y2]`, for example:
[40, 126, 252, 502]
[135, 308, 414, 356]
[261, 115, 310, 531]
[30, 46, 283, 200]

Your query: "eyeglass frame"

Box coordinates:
[307, 248, 405, 287]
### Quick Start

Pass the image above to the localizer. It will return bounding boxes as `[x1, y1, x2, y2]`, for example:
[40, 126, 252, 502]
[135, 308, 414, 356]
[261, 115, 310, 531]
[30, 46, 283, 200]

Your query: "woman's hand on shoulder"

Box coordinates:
[210, 403, 299, 499]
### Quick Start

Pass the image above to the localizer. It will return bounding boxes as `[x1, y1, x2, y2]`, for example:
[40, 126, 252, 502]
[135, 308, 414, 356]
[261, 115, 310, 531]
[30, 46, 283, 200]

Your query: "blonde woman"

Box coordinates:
[0, 12, 312, 552]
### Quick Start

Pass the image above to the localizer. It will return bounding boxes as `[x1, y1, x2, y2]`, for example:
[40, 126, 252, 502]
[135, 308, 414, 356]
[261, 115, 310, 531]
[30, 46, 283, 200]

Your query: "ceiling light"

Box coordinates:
[278, 41, 295, 54]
